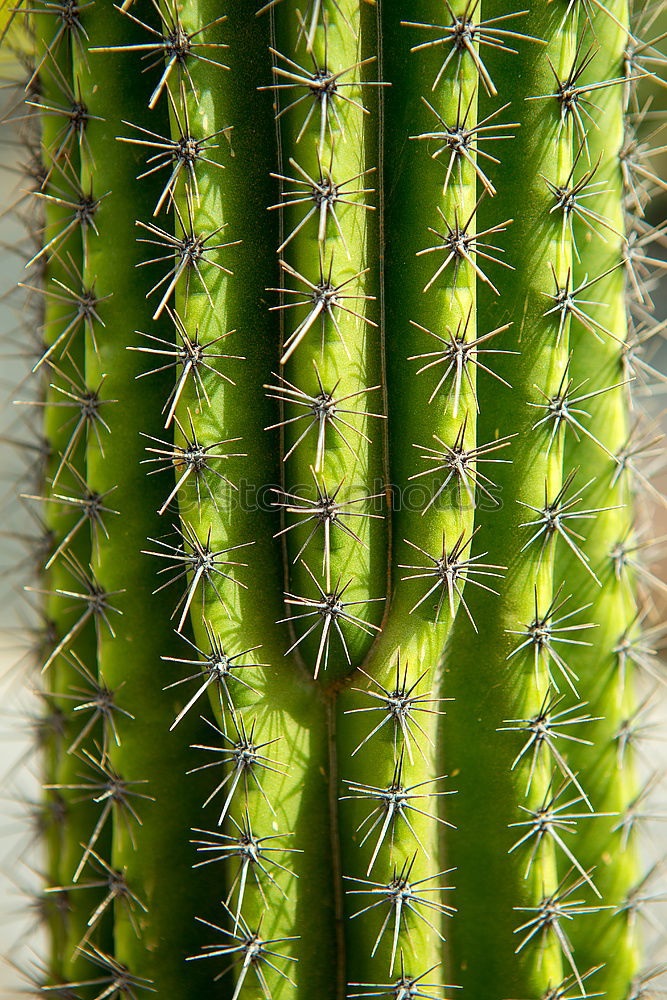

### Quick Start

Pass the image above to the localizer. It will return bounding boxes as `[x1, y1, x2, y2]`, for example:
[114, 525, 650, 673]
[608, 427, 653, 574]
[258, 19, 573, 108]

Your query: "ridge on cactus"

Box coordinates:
[0, 0, 665, 998]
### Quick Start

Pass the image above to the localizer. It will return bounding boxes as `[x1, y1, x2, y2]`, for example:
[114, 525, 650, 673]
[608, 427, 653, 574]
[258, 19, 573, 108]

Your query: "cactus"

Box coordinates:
[1, 0, 665, 998]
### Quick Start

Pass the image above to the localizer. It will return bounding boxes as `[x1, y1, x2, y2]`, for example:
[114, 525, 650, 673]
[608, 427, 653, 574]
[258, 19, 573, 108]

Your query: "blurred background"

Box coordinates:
[0, 42, 50, 988]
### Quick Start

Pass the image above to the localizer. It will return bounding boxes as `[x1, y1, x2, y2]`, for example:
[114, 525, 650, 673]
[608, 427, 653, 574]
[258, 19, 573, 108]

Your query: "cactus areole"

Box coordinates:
[2, 0, 665, 998]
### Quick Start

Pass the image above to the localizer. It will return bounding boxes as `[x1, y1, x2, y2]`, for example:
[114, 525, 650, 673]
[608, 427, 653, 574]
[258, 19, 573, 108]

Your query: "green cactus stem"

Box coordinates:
[0, 0, 664, 998]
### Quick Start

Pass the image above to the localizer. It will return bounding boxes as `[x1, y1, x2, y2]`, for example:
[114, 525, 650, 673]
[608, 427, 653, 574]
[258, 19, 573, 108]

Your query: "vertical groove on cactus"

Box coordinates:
[165, 3, 342, 996]
[336, 0, 484, 989]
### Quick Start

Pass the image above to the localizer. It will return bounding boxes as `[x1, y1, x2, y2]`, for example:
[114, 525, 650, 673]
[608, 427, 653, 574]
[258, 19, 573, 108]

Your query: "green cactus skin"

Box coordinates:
[60, 4, 228, 994]
[554, 0, 644, 991]
[23, 10, 108, 982]
[1, 0, 664, 998]
[440, 3, 590, 993]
